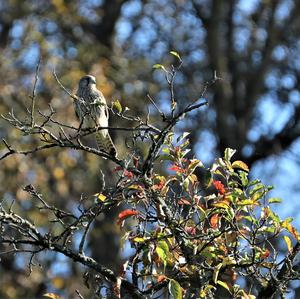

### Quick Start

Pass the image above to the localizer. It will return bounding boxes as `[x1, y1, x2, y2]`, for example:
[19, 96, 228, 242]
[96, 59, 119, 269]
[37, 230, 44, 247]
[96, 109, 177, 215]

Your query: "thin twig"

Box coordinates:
[29, 59, 41, 128]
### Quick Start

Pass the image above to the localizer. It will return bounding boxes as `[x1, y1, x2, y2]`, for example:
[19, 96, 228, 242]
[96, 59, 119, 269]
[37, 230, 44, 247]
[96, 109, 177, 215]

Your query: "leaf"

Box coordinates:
[217, 280, 232, 294]
[232, 160, 249, 172]
[224, 148, 236, 162]
[43, 294, 61, 299]
[168, 279, 182, 299]
[238, 170, 248, 187]
[210, 214, 220, 229]
[176, 132, 190, 143]
[188, 159, 204, 173]
[213, 263, 222, 284]
[283, 235, 293, 253]
[157, 275, 167, 283]
[153, 64, 167, 72]
[95, 193, 107, 202]
[133, 237, 146, 243]
[268, 197, 282, 204]
[212, 201, 230, 209]
[156, 247, 168, 268]
[282, 220, 299, 239]
[117, 209, 139, 224]
[170, 51, 182, 60]
[112, 99, 122, 114]
[158, 240, 169, 253]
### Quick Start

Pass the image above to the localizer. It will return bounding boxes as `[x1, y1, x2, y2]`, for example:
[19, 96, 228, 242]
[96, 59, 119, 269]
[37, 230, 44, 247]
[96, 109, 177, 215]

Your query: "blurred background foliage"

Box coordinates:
[1, 0, 300, 298]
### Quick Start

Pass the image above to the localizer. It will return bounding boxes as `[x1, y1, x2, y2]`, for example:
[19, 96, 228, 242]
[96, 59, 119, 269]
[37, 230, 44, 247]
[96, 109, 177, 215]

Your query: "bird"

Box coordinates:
[74, 75, 117, 157]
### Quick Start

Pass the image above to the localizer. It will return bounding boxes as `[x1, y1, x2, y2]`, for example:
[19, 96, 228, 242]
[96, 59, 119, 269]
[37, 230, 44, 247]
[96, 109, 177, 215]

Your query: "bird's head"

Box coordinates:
[78, 75, 97, 89]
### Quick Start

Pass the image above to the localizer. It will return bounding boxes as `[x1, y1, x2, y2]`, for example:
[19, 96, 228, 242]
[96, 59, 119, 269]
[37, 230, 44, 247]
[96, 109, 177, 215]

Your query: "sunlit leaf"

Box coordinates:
[232, 160, 249, 172]
[268, 197, 282, 204]
[133, 237, 146, 243]
[43, 294, 61, 299]
[156, 247, 168, 268]
[170, 51, 182, 60]
[213, 263, 222, 284]
[176, 132, 190, 143]
[188, 159, 204, 173]
[282, 220, 299, 239]
[212, 201, 230, 209]
[283, 235, 293, 253]
[224, 148, 236, 162]
[153, 64, 167, 72]
[112, 99, 122, 113]
[95, 193, 107, 202]
[168, 279, 182, 299]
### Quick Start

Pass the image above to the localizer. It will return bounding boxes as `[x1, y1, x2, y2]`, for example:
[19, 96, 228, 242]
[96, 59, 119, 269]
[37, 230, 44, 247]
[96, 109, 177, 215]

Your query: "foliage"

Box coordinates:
[1, 55, 300, 299]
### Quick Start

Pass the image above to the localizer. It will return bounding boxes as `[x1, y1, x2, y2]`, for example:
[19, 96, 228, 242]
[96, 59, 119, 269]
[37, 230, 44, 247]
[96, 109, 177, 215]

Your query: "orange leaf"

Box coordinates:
[178, 198, 191, 205]
[213, 180, 225, 195]
[210, 214, 220, 229]
[157, 275, 167, 283]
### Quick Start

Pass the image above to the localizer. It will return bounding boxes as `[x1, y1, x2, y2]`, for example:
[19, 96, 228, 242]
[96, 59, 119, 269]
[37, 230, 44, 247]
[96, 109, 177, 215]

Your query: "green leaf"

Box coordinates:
[168, 279, 182, 299]
[158, 241, 169, 253]
[238, 171, 248, 187]
[224, 148, 236, 162]
[217, 280, 232, 294]
[153, 64, 167, 72]
[156, 247, 167, 267]
[112, 99, 122, 113]
[268, 197, 282, 204]
[170, 51, 182, 60]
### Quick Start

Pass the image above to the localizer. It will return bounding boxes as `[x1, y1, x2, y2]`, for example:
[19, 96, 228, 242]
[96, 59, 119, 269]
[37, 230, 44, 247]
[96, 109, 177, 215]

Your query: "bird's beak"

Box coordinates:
[91, 78, 96, 84]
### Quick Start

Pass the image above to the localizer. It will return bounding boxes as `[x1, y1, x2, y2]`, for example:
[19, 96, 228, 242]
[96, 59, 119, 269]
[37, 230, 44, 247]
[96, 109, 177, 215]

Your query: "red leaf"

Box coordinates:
[169, 164, 185, 174]
[262, 249, 270, 259]
[185, 226, 196, 235]
[117, 209, 139, 224]
[124, 169, 134, 179]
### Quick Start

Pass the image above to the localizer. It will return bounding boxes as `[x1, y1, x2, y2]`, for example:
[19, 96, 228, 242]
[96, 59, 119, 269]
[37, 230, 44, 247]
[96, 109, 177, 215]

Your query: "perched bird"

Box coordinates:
[75, 75, 117, 156]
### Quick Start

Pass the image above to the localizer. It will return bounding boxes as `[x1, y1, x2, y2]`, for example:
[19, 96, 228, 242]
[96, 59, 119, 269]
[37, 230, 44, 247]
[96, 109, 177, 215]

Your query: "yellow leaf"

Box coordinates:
[112, 99, 122, 113]
[170, 51, 182, 60]
[213, 263, 222, 284]
[212, 201, 230, 209]
[232, 160, 249, 172]
[283, 235, 293, 253]
[95, 193, 107, 202]
[133, 237, 146, 243]
[43, 294, 61, 299]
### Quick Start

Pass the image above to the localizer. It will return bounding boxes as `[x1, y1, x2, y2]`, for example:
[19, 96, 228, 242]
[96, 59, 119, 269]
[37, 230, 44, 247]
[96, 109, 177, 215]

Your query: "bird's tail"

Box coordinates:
[95, 131, 117, 157]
